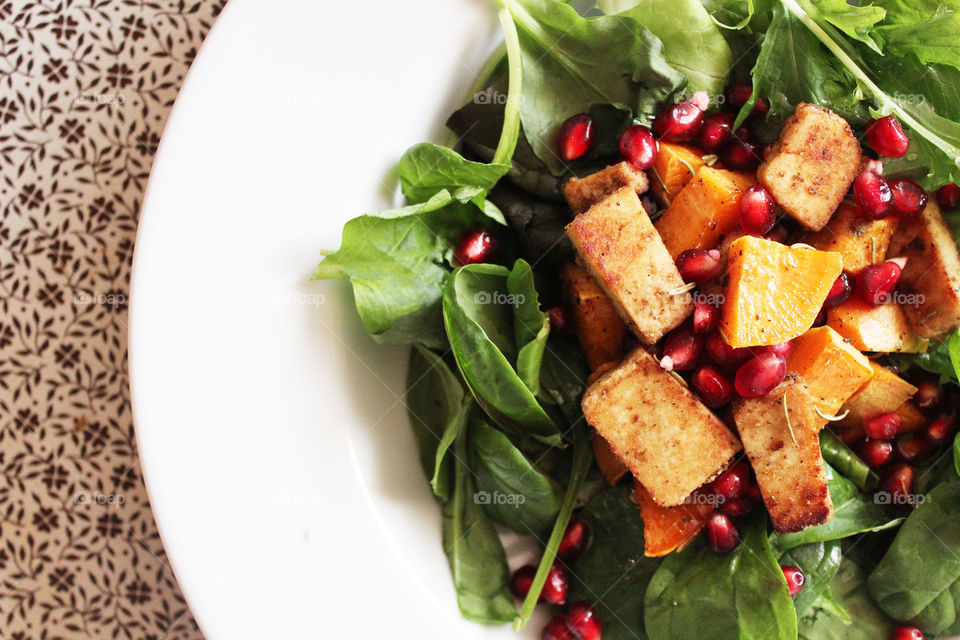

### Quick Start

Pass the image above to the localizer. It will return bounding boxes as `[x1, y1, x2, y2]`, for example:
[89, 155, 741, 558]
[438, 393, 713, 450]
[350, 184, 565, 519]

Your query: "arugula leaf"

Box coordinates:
[598, 0, 734, 95]
[645, 514, 798, 640]
[821, 430, 877, 491]
[506, 260, 550, 395]
[397, 143, 510, 213]
[495, 0, 686, 174]
[778, 540, 843, 618]
[868, 476, 960, 634]
[875, 0, 960, 69]
[799, 559, 896, 640]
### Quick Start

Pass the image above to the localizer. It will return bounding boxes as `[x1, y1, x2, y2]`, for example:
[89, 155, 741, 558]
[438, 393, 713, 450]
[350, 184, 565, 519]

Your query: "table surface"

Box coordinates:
[0, 2, 224, 637]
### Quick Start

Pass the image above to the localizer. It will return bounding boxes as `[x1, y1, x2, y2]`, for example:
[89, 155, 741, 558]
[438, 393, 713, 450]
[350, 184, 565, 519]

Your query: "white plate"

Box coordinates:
[129, 0, 545, 637]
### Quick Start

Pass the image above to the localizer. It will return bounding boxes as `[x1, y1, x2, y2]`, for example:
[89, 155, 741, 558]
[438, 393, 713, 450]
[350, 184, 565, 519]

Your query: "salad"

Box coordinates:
[313, 1, 960, 639]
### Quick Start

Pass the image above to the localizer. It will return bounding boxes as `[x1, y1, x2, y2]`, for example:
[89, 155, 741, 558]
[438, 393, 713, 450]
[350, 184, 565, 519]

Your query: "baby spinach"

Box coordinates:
[645, 513, 797, 640]
[506, 260, 550, 396]
[397, 143, 511, 213]
[954, 433, 960, 479]
[778, 540, 843, 618]
[539, 338, 590, 426]
[799, 559, 896, 640]
[868, 477, 960, 634]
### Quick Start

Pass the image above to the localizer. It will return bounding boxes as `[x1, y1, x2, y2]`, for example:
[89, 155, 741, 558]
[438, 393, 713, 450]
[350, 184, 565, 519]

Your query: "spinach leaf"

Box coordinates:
[778, 540, 843, 618]
[443, 263, 560, 444]
[773, 464, 902, 551]
[598, 0, 734, 95]
[506, 260, 550, 395]
[645, 513, 797, 640]
[496, 0, 686, 174]
[539, 338, 590, 426]
[469, 418, 562, 534]
[568, 483, 661, 640]
[799, 558, 896, 640]
[821, 430, 877, 491]
[894, 333, 960, 386]
[868, 477, 960, 634]
[397, 143, 510, 213]
[808, 0, 885, 53]
[875, 0, 960, 70]
[488, 181, 574, 269]
[442, 422, 517, 624]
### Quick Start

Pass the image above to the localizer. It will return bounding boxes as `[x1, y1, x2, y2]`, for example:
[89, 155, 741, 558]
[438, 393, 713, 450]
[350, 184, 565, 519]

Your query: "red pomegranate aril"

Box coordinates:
[699, 112, 734, 151]
[454, 226, 497, 265]
[547, 306, 569, 333]
[660, 326, 705, 372]
[712, 461, 752, 501]
[894, 433, 931, 464]
[735, 353, 787, 398]
[693, 302, 720, 334]
[692, 365, 737, 408]
[926, 415, 956, 445]
[654, 100, 704, 142]
[676, 249, 723, 284]
[705, 512, 740, 553]
[733, 124, 753, 144]
[860, 439, 894, 468]
[889, 179, 929, 217]
[858, 261, 902, 306]
[866, 116, 910, 158]
[542, 614, 576, 640]
[812, 307, 828, 327]
[567, 602, 603, 640]
[725, 82, 769, 117]
[723, 140, 761, 171]
[864, 412, 902, 440]
[891, 626, 925, 640]
[759, 341, 794, 358]
[739, 185, 778, 236]
[706, 332, 752, 369]
[854, 170, 894, 220]
[510, 565, 537, 599]
[720, 495, 755, 517]
[781, 565, 806, 596]
[881, 463, 916, 504]
[557, 114, 594, 162]
[558, 517, 589, 559]
[542, 564, 569, 605]
[937, 183, 960, 211]
[619, 124, 659, 170]
[914, 380, 941, 408]
[823, 272, 855, 309]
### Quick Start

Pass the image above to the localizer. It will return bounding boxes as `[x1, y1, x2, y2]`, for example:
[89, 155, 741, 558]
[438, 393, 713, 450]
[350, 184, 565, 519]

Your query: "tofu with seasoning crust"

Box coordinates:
[566, 187, 693, 345]
[563, 161, 651, 215]
[758, 103, 862, 231]
[733, 378, 833, 534]
[581, 347, 742, 507]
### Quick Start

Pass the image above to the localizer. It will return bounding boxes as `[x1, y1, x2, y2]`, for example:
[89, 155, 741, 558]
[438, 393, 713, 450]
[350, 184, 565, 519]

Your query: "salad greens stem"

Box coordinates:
[492, 9, 523, 167]
[821, 430, 877, 491]
[514, 425, 592, 631]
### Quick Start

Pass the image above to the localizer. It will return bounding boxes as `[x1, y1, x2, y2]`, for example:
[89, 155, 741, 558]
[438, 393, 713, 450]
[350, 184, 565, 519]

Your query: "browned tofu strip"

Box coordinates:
[886, 199, 960, 338]
[582, 347, 742, 506]
[566, 187, 693, 344]
[561, 263, 628, 371]
[563, 161, 650, 215]
[758, 103, 861, 231]
[732, 378, 833, 533]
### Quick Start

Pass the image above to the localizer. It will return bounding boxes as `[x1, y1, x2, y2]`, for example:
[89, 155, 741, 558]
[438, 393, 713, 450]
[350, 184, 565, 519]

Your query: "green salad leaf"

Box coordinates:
[799, 559, 896, 640]
[506, 260, 550, 396]
[807, 0, 885, 53]
[820, 431, 877, 491]
[778, 540, 843, 618]
[875, 0, 960, 69]
[397, 143, 510, 214]
[955, 433, 960, 479]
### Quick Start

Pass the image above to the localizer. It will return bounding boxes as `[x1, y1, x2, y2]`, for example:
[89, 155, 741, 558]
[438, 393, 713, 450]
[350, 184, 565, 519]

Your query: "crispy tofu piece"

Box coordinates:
[566, 187, 693, 344]
[786, 326, 874, 418]
[802, 201, 901, 274]
[733, 378, 833, 533]
[581, 347, 742, 507]
[563, 161, 651, 215]
[591, 429, 630, 486]
[758, 103, 861, 231]
[886, 200, 960, 338]
[561, 264, 628, 371]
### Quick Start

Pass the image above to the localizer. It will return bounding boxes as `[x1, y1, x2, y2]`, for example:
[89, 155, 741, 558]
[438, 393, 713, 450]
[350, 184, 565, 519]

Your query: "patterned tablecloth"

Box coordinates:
[0, 2, 225, 637]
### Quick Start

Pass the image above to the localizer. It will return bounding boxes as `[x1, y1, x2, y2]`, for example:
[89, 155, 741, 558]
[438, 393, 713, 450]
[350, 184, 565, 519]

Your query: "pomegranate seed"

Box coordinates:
[510, 565, 537, 600]
[854, 170, 894, 219]
[735, 353, 787, 398]
[541, 564, 569, 605]
[542, 614, 575, 640]
[758, 342, 794, 358]
[705, 512, 740, 553]
[823, 272, 855, 309]
[454, 226, 497, 265]
[733, 124, 753, 144]
[558, 517, 589, 559]
[891, 626, 925, 640]
[567, 602, 603, 640]
[693, 302, 720, 334]
[691, 365, 737, 408]
[557, 114, 594, 162]
[712, 461, 751, 501]
[725, 82, 768, 117]
[706, 332, 752, 369]
[746, 482, 763, 502]
[881, 463, 916, 505]
[860, 439, 894, 468]
[619, 124, 659, 170]
[864, 412, 902, 440]
[660, 326, 705, 372]
[866, 116, 910, 158]
[914, 380, 941, 409]
[765, 224, 790, 244]
[699, 112, 734, 151]
[720, 495, 755, 517]
[676, 249, 723, 284]
[894, 433, 931, 464]
[654, 100, 705, 142]
[547, 306, 569, 333]
[689, 91, 711, 112]
[739, 185, 777, 236]
[937, 183, 960, 211]
[889, 179, 928, 217]
[812, 307, 828, 327]
[781, 565, 806, 596]
[926, 415, 956, 445]
[723, 140, 761, 170]
[858, 261, 902, 306]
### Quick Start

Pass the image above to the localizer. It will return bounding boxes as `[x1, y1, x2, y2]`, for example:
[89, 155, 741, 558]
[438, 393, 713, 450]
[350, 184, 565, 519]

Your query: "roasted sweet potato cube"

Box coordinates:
[561, 264, 628, 371]
[886, 200, 960, 338]
[563, 161, 651, 215]
[591, 429, 630, 486]
[733, 378, 833, 534]
[786, 326, 874, 418]
[633, 480, 714, 557]
[581, 347, 742, 507]
[826, 299, 929, 353]
[758, 103, 861, 231]
[650, 142, 707, 206]
[836, 362, 916, 430]
[566, 187, 693, 344]
[802, 202, 900, 274]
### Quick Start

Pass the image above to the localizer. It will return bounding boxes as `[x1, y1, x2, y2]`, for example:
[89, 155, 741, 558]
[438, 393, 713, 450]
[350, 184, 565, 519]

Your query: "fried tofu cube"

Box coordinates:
[802, 201, 901, 274]
[886, 200, 960, 338]
[566, 187, 693, 344]
[563, 161, 651, 215]
[733, 378, 833, 533]
[786, 326, 874, 418]
[758, 103, 861, 231]
[581, 347, 742, 507]
[561, 264, 628, 371]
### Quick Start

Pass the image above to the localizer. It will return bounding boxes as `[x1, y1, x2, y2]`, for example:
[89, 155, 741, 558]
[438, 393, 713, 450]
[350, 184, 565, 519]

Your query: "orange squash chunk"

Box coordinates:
[802, 202, 900, 274]
[650, 142, 706, 205]
[721, 237, 843, 347]
[654, 167, 756, 259]
[591, 430, 629, 486]
[834, 363, 922, 442]
[826, 299, 929, 353]
[633, 480, 713, 557]
[561, 264, 628, 371]
[787, 327, 874, 417]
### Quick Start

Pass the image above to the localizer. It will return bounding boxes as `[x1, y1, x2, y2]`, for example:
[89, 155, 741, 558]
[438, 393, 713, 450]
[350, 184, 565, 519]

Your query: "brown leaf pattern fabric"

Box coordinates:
[0, 1, 225, 638]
